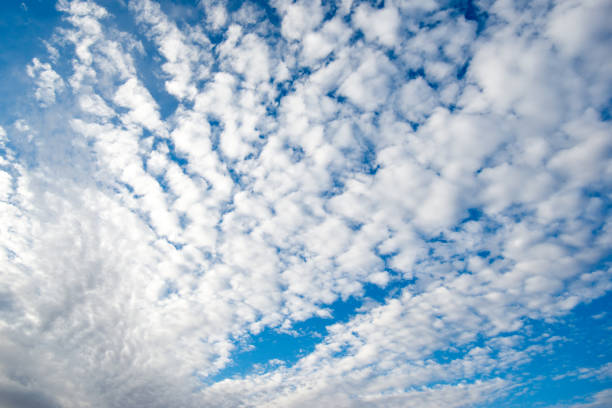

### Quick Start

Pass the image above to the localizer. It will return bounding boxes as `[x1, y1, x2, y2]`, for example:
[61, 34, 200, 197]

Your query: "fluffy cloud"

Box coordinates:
[26, 58, 64, 106]
[0, 0, 610, 407]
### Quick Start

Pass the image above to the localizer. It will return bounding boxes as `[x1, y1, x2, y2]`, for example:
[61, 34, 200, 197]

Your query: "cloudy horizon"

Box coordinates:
[0, 0, 611, 407]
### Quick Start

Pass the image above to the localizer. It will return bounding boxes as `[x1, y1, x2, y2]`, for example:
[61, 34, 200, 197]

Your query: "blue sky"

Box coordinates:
[0, 0, 611, 407]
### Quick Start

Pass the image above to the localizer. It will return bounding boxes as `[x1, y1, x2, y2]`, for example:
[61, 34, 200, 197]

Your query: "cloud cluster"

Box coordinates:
[26, 58, 64, 106]
[0, 0, 610, 407]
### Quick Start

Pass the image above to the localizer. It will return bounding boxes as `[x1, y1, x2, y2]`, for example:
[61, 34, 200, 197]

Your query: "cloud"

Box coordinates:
[553, 362, 612, 381]
[0, 384, 61, 408]
[277, 0, 324, 41]
[113, 77, 165, 131]
[26, 58, 64, 107]
[338, 49, 396, 111]
[352, 3, 400, 48]
[0, 0, 610, 407]
[130, 0, 207, 100]
[566, 389, 612, 408]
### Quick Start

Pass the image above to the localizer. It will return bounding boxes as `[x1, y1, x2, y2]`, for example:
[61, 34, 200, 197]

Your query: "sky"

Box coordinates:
[0, 0, 611, 407]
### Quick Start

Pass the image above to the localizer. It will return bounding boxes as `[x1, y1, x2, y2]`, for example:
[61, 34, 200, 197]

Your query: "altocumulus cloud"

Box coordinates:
[0, 0, 611, 407]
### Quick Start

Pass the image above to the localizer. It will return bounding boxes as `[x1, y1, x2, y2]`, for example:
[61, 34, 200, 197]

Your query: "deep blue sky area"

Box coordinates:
[0, 1, 60, 121]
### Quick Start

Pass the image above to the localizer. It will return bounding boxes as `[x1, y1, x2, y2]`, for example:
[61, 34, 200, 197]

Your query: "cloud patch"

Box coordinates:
[0, 0, 610, 407]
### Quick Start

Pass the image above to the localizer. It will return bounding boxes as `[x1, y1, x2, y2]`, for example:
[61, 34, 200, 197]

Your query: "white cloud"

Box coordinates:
[130, 0, 206, 100]
[338, 49, 396, 110]
[396, 77, 438, 123]
[546, 0, 612, 106]
[78, 93, 115, 118]
[301, 17, 352, 65]
[113, 77, 165, 132]
[278, 0, 324, 41]
[566, 389, 612, 408]
[26, 58, 64, 107]
[2, 0, 611, 407]
[353, 3, 400, 47]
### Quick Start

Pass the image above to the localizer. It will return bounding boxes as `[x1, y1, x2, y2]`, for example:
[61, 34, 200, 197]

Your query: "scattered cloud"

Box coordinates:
[0, 0, 610, 407]
[26, 58, 64, 106]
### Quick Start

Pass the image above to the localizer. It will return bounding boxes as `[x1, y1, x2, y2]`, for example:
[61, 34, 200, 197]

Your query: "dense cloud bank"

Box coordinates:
[0, 0, 611, 407]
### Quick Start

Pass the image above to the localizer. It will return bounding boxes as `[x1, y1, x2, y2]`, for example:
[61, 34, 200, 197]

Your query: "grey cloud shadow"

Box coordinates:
[0, 384, 62, 408]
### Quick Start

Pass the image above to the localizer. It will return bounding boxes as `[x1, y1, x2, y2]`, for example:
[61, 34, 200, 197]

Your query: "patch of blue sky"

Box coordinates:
[114, 9, 184, 120]
[164, 139, 190, 170]
[447, 0, 489, 31]
[229, 0, 281, 27]
[403, 67, 427, 82]
[320, 0, 339, 22]
[214, 291, 596, 400]
[487, 292, 612, 407]
[362, 0, 385, 9]
[600, 99, 612, 122]
[362, 278, 410, 303]
[457, 207, 505, 235]
[207, 327, 313, 383]
[401, 294, 612, 408]
[347, 28, 365, 46]
[456, 58, 471, 80]
[209, 272, 415, 382]
[133, 50, 181, 120]
[207, 299, 356, 382]
[0, 1, 61, 122]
